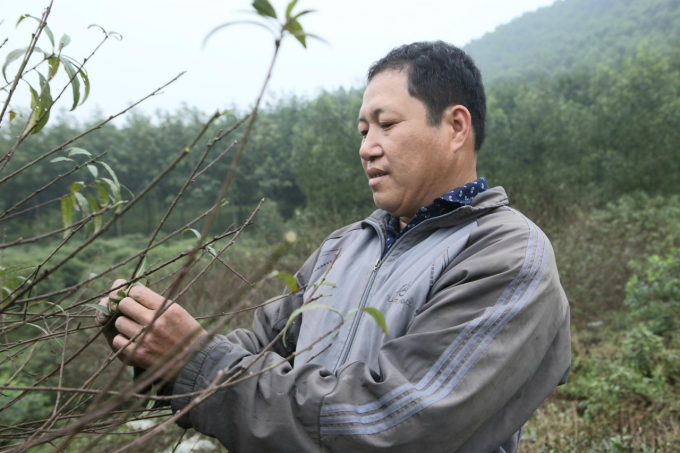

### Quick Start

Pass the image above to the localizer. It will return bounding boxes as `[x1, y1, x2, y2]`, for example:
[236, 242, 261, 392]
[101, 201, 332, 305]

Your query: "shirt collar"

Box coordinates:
[386, 177, 488, 239]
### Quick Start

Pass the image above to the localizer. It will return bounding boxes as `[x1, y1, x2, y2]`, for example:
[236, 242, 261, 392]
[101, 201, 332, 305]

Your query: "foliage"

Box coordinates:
[550, 194, 680, 318]
[0, 0, 324, 450]
[4, 46, 680, 239]
[625, 249, 680, 337]
[2, 0, 680, 449]
[464, 0, 680, 84]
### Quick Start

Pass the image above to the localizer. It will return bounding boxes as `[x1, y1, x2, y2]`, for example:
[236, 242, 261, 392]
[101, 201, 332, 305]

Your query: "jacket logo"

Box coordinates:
[387, 284, 412, 306]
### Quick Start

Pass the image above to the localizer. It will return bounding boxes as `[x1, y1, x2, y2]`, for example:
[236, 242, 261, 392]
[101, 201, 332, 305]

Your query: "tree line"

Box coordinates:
[1, 46, 678, 239]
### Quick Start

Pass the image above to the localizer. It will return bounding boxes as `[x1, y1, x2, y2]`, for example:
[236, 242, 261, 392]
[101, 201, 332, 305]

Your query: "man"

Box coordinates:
[99, 41, 571, 452]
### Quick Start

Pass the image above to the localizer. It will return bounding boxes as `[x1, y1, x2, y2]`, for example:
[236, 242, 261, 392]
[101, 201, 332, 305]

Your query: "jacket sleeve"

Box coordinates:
[170, 213, 571, 453]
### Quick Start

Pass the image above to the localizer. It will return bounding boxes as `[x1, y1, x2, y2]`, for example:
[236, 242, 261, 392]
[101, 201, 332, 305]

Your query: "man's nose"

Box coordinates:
[359, 130, 383, 161]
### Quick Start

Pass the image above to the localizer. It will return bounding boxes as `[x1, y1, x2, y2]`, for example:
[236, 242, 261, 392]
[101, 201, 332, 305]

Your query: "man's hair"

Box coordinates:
[367, 41, 487, 151]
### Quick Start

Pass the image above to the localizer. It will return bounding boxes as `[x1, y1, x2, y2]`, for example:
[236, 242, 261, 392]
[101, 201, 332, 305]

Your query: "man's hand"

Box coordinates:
[96, 279, 207, 378]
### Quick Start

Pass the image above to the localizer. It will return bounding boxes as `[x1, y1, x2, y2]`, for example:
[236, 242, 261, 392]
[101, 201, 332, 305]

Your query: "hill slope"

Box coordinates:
[464, 0, 680, 83]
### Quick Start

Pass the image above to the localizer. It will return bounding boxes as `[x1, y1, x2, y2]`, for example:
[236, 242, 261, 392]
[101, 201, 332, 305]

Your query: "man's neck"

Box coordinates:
[397, 174, 480, 231]
[398, 216, 411, 231]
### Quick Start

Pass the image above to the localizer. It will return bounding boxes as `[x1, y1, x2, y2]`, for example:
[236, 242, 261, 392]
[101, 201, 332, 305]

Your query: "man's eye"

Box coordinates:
[359, 129, 368, 138]
[380, 122, 394, 129]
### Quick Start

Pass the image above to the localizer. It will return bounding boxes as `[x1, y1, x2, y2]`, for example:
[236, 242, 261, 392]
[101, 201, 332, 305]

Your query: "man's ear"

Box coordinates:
[442, 105, 473, 152]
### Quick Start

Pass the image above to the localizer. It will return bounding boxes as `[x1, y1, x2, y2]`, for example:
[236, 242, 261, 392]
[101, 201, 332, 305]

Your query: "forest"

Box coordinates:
[1, 0, 679, 451]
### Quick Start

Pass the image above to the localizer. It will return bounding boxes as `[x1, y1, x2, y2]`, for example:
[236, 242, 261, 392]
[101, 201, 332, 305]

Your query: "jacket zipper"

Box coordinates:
[335, 235, 384, 369]
[334, 213, 469, 369]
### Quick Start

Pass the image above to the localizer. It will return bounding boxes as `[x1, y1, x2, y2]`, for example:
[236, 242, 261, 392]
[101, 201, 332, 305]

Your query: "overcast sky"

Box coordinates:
[1, 0, 556, 123]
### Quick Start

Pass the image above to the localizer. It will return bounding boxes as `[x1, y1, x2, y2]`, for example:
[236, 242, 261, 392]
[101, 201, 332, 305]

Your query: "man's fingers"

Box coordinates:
[128, 284, 168, 310]
[112, 333, 132, 353]
[114, 315, 143, 339]
[95, 297, 111, 325]
[112, 334, 135, 365]
[109, 278, 128, 300]
[118, 296, 153, 324]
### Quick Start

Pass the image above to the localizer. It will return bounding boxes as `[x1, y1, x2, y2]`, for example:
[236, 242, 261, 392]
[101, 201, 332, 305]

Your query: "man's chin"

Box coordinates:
[372, 195, 401, 216]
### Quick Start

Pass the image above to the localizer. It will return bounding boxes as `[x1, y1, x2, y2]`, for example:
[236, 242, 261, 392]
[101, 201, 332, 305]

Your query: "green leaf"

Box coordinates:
[87, 24, 107, 34]
[182, 228, 202, 239]
[84, 302, 110, 316]
[98, 161, 120, 191]
[95, 181, 110, 207]
[101, 177, 121, 205]
[61, 194, 74, 228]
[0, 265, 36, 280]
[22, 83, 40, 137]
[9, 110, 16, 121]
[86, 164, 98, 179]
[351, 307, 388, 337]
[282, 303, 343, 346]
[275, 271, 298, 293]
[286, 18, 306, 48]
[31, 72, 52, 134]
[86, 194, 102, 232]
[3, 48, 26, 82]
[63, 56, 90, 105]
[60, 57, 81, 110]
[16, 14, 34, 27]
[285, 0, 298, 19]
[50, 156, 72, 164]
[69, 181, 84, 193]
[296, 31, 326, 45]
[16, 15, 54, 48]
[28, 82, 38, 109]
[67, 147, 92, 158]
[252, 0, 277, 19]
[134, 256, 148, 280]
[291, 9, 315, 21]
[74, 192, 90, 217]
[25, 323, 63, 347]
[202, 20, 275, 47]
[43, 25, 55, 49]
[79, 69, 90, 104]
[47, 56, 60, 78]
[28, 300, 66, 315]
[206, 245, 217, 257]
[58, 33, 70, 50]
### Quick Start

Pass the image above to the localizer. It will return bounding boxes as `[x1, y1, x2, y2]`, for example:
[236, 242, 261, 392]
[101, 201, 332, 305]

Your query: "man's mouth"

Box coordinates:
[367, 169, 388, 187]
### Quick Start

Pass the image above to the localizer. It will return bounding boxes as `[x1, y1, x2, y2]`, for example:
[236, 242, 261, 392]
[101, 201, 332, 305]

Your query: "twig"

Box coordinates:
[0, 181, 96, 222]
[0, 72, 185, 187]
[0, 151, 108, 219]
[0, 1, 52, 136]
[1, 133, 194, 312]
[130, 110, 222, 279]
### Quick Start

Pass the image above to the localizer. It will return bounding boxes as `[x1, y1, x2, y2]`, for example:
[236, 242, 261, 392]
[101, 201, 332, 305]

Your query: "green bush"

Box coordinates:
[551, 194, 680, 313]
[561, 248, 680, 425]
[625, 250, 680, 336]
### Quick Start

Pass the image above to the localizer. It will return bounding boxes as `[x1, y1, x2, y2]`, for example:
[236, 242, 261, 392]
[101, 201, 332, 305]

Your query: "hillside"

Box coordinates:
[464, 0, 680, 83]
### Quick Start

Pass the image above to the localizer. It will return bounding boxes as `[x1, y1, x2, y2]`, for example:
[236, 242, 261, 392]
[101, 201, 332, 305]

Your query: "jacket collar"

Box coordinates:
[362, 186, 509, 232]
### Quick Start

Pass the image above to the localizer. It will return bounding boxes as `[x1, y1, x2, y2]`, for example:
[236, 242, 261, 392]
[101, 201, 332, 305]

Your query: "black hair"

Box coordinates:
[367, 41, 486, 151]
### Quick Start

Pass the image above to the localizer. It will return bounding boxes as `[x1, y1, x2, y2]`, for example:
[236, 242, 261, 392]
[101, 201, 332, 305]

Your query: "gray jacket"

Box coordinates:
[171, 187, 571, 452]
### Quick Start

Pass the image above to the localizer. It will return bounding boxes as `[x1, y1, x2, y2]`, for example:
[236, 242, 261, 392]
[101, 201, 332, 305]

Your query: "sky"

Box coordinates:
[1, 0, 556, 123]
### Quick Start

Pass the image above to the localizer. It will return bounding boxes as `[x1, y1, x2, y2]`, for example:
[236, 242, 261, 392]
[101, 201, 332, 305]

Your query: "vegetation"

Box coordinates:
[465, 0, 680, 83]
[1, 0, 679, 450]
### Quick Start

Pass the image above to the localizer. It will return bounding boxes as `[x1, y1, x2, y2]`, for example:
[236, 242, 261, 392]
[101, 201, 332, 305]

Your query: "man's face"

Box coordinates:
[358, 70, 454, 219]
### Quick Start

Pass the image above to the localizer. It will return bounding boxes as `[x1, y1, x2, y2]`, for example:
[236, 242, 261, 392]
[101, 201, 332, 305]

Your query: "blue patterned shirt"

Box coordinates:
[383, 178, 488, 256]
